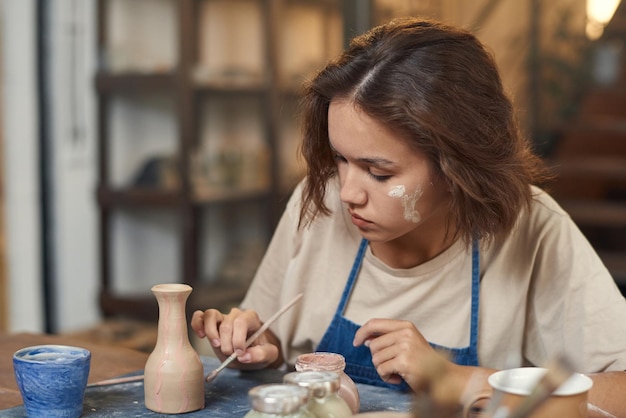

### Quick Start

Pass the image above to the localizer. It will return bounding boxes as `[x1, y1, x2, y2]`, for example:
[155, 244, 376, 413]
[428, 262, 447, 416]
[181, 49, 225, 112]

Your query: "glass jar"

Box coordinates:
[284, 371, 352, 417]
[295, 352, 360, 414]
[244, 384, 314, 418]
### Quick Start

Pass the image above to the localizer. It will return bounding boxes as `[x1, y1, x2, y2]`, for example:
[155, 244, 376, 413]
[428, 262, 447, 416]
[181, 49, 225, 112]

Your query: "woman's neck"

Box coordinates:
[369, 230, 458, 269]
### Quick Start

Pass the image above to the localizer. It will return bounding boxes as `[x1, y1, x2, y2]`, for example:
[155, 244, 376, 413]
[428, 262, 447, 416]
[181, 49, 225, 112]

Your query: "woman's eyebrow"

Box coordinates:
[358, 157, 396, 168]
[329, 142, 396, 168]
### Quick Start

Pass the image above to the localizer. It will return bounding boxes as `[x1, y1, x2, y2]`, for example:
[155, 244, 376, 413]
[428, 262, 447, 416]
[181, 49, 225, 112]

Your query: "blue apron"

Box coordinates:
[316, 238, 480, 391]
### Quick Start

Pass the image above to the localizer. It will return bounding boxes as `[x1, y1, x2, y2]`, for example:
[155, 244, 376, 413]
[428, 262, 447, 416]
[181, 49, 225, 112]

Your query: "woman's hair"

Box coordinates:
[298, 17, 551, 244]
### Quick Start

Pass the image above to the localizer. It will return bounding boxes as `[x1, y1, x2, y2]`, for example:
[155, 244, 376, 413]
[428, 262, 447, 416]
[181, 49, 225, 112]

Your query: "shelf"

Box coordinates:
[549, 157, 626, 181]
[97, 185, 273, 208]
[95, 72, 177, 94]
[192, 187, 272, 204]
[187, 284, 249, 313]
[97, 186, 182, 208]
[99, 291, 159, 322]
[194, 81, 268, 95]
[191, 71, 309, 96]
[99, 283, 248, 323]
[558, 198, 626, 228]
[286, 0, 339, 6]
[192, 68, 268, 93]
[548, 157, 626, 200]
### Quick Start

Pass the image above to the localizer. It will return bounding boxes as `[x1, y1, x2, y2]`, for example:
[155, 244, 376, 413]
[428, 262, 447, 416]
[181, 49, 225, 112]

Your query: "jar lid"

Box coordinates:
[248, 384, 309, 413]
[295, 352, 346, 372]
[284, 371, 341, 398]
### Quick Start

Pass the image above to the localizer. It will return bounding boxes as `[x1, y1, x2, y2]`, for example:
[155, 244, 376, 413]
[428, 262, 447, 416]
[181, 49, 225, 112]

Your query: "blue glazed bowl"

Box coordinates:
[13, 345, 91, 418]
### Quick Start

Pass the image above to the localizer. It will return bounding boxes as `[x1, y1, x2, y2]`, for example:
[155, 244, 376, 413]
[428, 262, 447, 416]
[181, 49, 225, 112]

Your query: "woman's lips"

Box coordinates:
[350, 211, 372, 228]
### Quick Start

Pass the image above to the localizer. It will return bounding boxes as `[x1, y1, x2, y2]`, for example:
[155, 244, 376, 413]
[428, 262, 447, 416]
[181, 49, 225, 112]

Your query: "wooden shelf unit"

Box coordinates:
[95, 0, 344, 321]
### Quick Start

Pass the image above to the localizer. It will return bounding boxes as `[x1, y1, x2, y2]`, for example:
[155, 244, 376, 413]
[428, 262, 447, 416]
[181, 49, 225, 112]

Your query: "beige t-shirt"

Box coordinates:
[241, 178, 626, 373]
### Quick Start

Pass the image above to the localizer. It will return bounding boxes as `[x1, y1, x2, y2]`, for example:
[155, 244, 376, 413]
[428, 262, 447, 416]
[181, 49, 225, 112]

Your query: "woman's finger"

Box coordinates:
[190, 310, 207, 338]
[237, 342, 279, 366]
[231, 310, 263, 355]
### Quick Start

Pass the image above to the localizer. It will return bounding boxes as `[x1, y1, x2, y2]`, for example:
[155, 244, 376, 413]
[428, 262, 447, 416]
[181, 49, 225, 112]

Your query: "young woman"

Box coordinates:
[192, 17, 626, 416]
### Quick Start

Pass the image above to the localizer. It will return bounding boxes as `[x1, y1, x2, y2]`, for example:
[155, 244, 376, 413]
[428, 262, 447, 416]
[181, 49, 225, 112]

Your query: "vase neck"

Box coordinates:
[153, 287, 192, 345]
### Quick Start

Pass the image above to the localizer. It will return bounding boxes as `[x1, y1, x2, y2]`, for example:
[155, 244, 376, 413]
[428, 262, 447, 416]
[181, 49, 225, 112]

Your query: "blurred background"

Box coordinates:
[1, 0, 625, 352]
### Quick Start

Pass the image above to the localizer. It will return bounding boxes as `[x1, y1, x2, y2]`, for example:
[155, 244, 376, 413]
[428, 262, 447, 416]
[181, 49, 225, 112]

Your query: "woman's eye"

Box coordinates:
[368, 171, 392, 182]
[332, 151, 391, 182]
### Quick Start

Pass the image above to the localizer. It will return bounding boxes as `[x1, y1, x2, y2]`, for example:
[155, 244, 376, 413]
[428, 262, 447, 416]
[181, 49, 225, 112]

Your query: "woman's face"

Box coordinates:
[328, 98, 451, 244]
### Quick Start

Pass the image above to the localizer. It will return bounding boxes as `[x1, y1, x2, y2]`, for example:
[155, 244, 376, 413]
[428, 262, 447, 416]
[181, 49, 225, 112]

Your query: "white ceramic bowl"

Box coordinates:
[488, 367, 593, 396]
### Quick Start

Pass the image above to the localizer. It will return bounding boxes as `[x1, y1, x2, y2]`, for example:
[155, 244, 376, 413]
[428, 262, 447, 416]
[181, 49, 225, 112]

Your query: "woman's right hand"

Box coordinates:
[191, 307, 282, 370]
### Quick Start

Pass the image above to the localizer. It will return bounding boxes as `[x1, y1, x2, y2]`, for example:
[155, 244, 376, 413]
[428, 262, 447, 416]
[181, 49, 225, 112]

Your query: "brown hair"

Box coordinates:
[299, 17, 551, 244]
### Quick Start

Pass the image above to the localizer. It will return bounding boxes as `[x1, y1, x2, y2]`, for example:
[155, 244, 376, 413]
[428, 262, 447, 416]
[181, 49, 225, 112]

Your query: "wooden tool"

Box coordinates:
[86, 374, 144, 388]
[205, 292, 304, 383]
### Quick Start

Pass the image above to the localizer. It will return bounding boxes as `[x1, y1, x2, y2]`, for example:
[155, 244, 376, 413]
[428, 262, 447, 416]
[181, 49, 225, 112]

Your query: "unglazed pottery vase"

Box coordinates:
[144, 283, 205, 413]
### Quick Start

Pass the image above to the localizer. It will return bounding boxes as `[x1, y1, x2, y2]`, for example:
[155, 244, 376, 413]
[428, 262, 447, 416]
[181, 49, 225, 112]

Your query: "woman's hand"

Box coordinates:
[354, 318, 495, 413]
[191, 307, 282, 370]
[353, 318, 439, 390]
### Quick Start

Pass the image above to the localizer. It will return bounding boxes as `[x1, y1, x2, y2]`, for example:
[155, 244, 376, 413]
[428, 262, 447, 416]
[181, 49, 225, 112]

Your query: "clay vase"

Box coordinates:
[144, 283, 205, 413]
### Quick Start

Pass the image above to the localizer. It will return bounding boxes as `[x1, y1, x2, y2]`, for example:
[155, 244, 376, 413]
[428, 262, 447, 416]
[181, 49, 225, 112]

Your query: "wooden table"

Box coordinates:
[0, 332, 149, 410]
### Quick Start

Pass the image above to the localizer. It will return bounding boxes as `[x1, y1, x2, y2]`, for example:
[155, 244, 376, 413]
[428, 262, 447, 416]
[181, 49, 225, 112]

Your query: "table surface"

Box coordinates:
[1, 333, 414, 417]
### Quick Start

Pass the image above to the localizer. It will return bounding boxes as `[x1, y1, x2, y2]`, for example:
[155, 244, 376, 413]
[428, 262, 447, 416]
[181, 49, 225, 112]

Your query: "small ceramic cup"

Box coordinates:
[13, 345, 91, 418]
[488, 367, 593, 418]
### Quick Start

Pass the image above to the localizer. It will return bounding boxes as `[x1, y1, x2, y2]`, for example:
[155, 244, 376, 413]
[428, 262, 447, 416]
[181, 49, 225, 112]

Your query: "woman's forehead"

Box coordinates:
[328, 100, 421, 159]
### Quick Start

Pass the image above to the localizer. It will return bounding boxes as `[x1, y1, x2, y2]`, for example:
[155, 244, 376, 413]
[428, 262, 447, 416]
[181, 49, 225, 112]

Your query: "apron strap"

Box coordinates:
[469, 239, 480, 347]
[336, 238, 368, 314]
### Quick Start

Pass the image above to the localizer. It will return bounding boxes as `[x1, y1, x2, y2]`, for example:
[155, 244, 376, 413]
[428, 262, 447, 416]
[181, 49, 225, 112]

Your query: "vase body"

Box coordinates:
[144, 283, 205, 413]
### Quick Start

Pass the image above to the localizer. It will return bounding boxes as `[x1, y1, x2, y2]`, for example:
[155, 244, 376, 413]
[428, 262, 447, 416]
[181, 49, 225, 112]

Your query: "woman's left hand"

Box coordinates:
[354, 318, 497, 413]
[353, 318, 445, 391]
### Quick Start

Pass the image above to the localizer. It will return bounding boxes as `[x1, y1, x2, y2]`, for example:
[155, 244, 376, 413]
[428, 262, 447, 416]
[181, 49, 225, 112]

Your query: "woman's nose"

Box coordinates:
[339, 168, 367, 205]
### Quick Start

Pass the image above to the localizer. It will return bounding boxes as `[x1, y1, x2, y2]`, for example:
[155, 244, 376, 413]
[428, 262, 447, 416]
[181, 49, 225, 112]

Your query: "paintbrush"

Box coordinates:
[205, 292, 304, 383]
[504, 355, 576, 418]
[86, 374, 144, 388]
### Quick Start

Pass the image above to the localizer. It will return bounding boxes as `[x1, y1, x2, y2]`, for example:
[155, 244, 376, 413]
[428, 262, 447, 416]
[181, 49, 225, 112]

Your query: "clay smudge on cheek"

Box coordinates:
[388, 185, 405, 198]
[388, 185, 424, 223]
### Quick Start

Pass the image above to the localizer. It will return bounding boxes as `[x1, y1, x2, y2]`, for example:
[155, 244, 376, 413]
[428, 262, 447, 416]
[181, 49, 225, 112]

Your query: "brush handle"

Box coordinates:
[206, 293, 303, 382]
[209, 352, 239, 377]
[87, 374, 144, 387]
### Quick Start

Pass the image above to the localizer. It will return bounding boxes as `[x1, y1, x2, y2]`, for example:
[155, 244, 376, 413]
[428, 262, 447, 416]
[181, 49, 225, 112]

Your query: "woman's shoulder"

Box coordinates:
[493, 185, 595, 261]
[484, 186, 579, 258]
[523, 185, 573, 230]
[529, 185, 568, 214]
